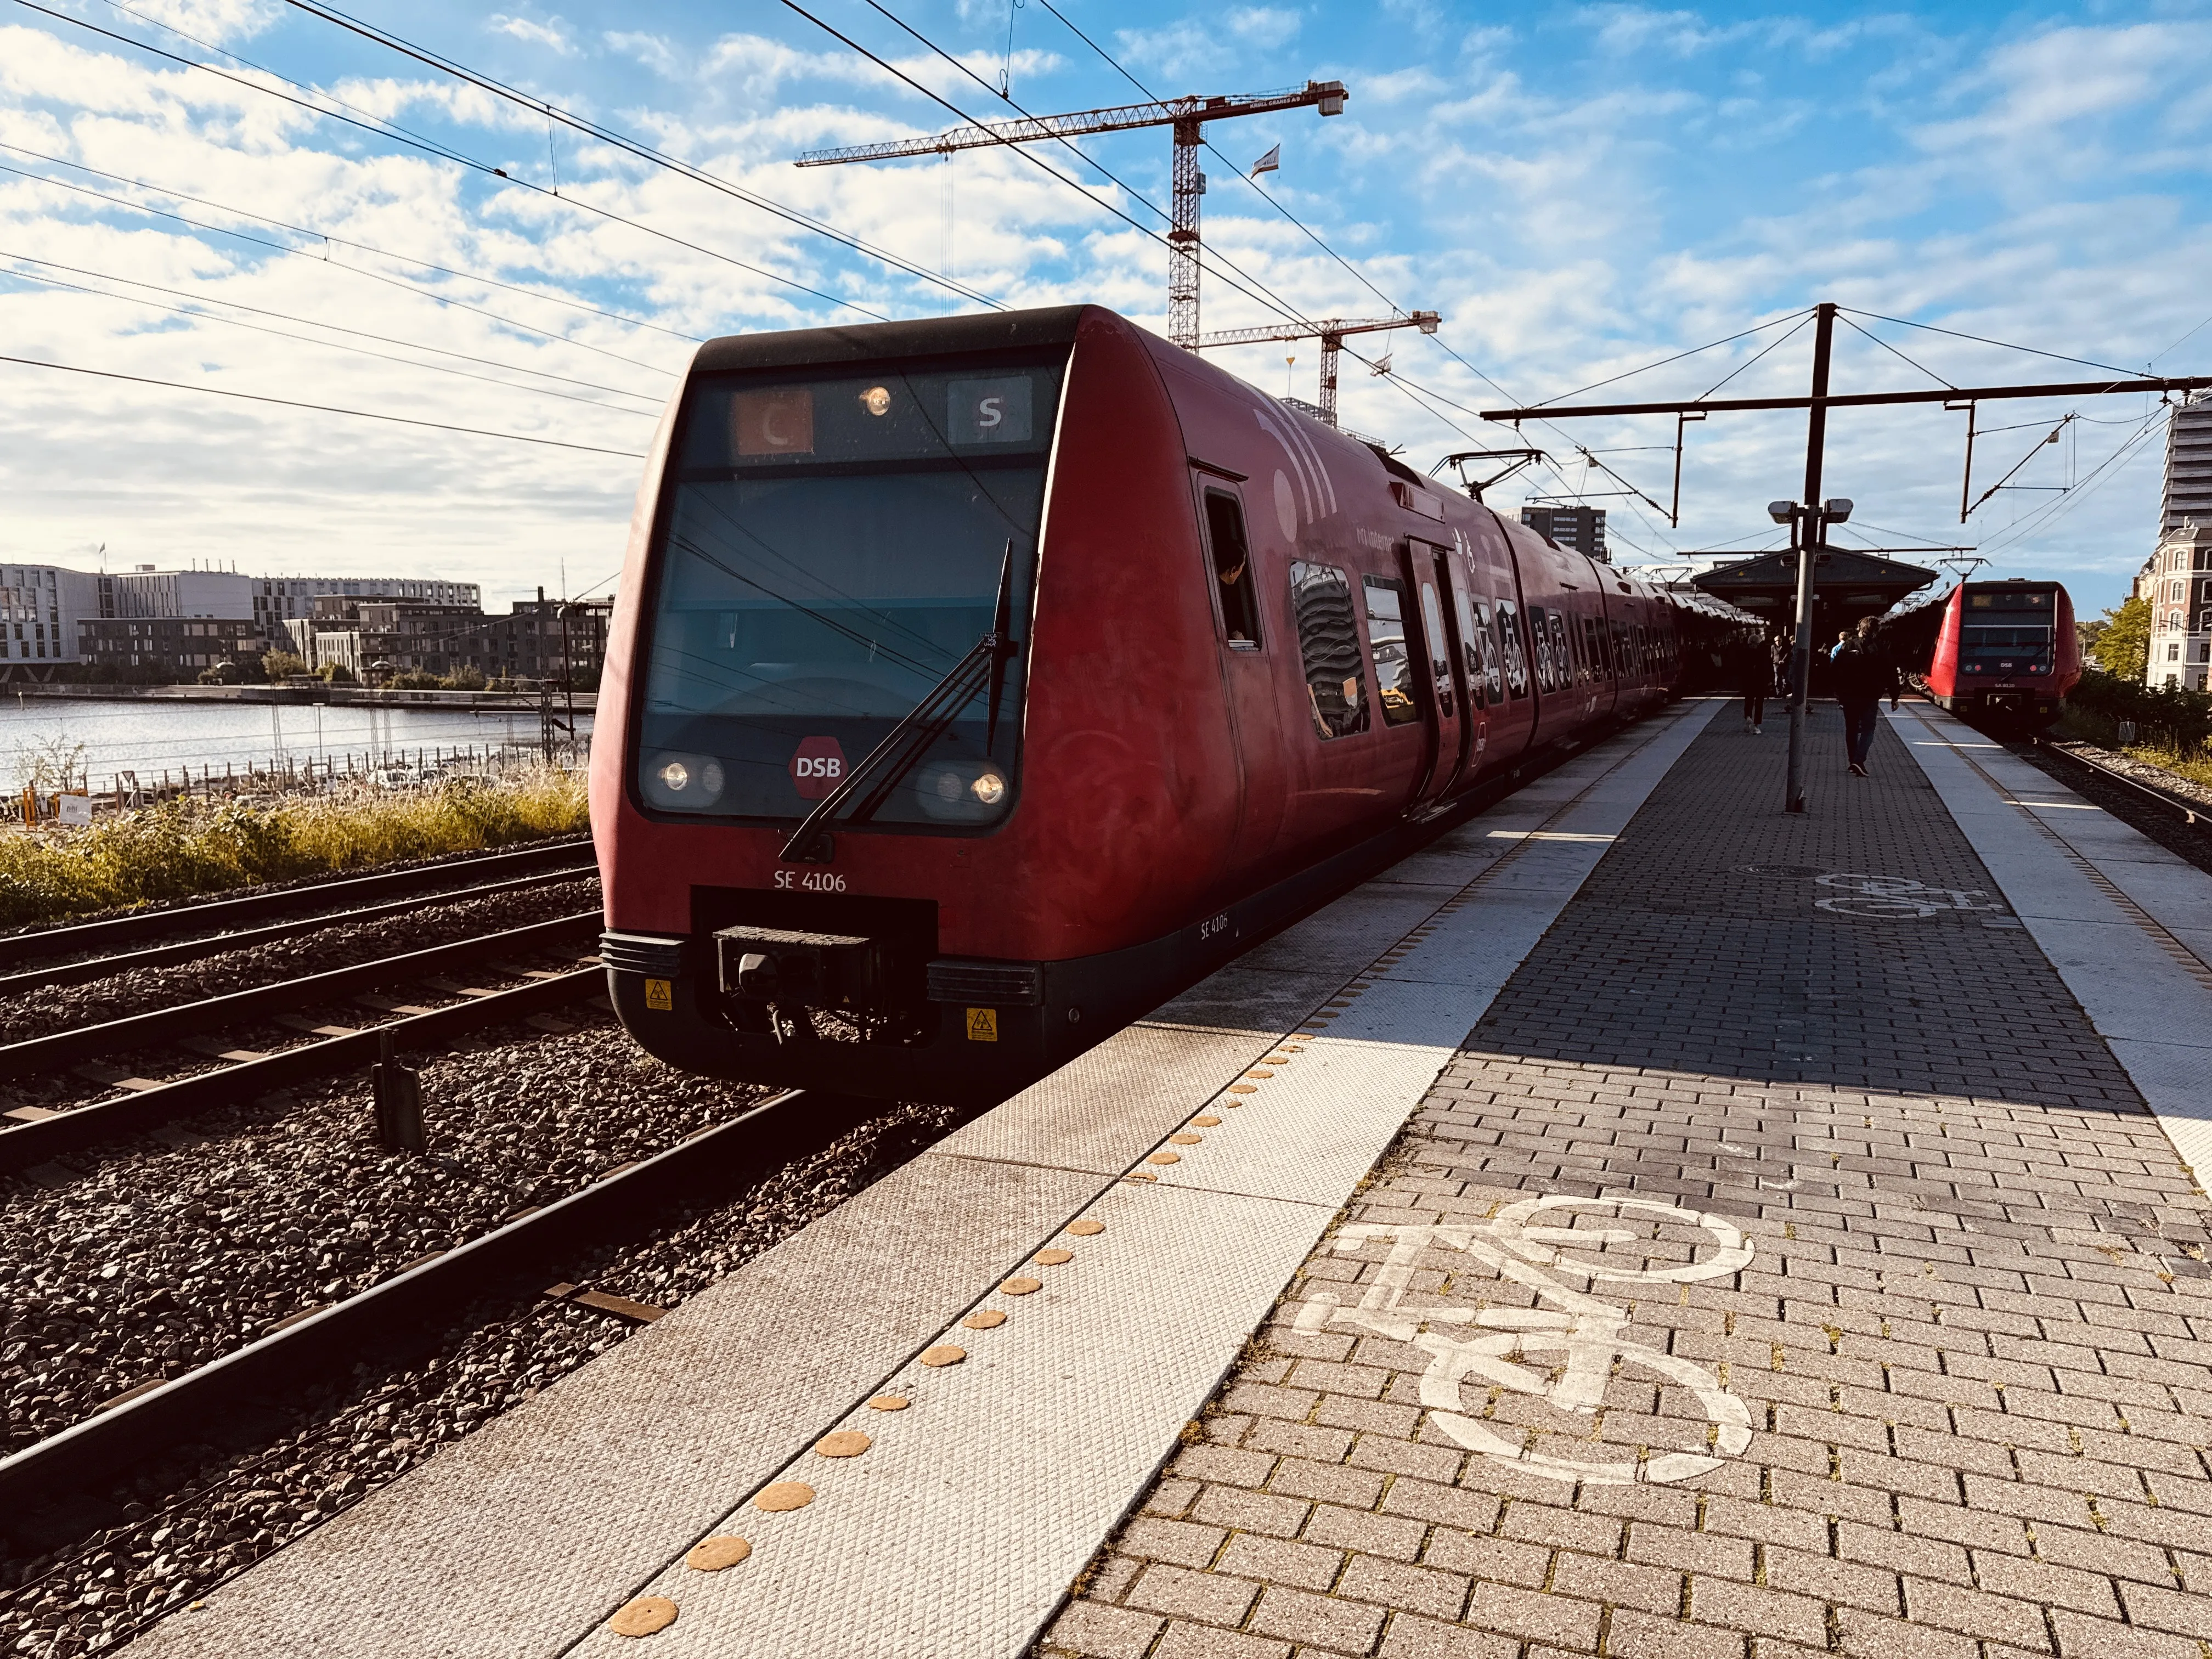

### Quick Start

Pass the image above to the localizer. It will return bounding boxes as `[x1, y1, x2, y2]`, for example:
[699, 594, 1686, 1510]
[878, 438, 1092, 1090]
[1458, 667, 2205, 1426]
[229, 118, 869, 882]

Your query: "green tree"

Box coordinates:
[2087, 595, 2151, 681]
[261, 650, 308, 679]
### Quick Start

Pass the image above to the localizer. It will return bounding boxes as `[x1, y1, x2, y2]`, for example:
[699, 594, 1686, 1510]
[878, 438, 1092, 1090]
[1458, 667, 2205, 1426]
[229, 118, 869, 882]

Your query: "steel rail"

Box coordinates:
[2033, 740, 2207, 827]
[0, 963, 602, 1173]
[0, 911, 601, 1082]
[0, 836, 594, 970]
[0, 865, 599, 996]
[0, 1087, 875, 1556]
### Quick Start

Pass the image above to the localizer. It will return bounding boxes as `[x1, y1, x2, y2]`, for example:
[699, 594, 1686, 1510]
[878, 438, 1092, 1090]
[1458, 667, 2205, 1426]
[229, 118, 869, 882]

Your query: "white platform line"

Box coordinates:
[1891, 702, 2212, 1183]
[560, 702, 1719, 1659]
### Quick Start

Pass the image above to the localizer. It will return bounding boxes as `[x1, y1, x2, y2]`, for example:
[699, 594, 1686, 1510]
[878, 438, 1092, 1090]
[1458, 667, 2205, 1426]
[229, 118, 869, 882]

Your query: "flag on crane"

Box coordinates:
[1250, 143, 1280, 178]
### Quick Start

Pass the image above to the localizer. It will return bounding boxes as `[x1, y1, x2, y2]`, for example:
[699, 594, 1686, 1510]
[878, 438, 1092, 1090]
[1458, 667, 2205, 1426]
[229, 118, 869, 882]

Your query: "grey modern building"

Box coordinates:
[1521, 505, 1608, 563]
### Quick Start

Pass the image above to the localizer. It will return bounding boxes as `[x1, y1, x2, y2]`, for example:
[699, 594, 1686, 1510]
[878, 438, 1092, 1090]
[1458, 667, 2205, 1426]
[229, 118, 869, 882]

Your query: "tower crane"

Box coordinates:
[797, 82, 1348, 348]
[1195, 313, 1438, 427]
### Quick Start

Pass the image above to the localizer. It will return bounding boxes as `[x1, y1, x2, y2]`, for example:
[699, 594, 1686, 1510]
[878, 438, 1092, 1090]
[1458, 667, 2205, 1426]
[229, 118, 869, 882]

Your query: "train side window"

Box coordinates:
[1289, 561, 1370, 740]
[1419, 581, 1455, 716]
[1525, 604, 1553, 691]
[1201, 489, 1262, 649]
[1363, 575, 1422, 727]
[1455, 587, 1496, 708]
[1494, 600, 1530, 698]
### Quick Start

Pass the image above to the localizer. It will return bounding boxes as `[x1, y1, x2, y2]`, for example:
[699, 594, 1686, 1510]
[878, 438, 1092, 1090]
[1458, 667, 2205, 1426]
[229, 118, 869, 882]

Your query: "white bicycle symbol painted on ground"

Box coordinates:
[1291, 1195, 1753, 1486]
[1812, 870, 2005, 919]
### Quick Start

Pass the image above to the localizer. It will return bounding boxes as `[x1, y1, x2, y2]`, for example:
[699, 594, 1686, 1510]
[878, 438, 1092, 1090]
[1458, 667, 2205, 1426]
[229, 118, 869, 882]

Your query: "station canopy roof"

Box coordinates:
[1690, 547, 1937, 631]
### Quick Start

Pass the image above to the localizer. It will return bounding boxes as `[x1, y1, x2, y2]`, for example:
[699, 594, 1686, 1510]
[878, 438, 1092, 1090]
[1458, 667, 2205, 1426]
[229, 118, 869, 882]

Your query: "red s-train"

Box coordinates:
[591, 306, 1713, 1102]
[1920, 579, 2080, 726]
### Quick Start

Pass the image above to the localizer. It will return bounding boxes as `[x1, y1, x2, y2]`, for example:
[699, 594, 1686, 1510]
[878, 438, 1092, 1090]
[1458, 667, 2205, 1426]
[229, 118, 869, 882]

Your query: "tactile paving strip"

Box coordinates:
[1893, 703, 2212, 1178]
[133, 704, 1714, 1659]
[561, 703, 1714, 1659]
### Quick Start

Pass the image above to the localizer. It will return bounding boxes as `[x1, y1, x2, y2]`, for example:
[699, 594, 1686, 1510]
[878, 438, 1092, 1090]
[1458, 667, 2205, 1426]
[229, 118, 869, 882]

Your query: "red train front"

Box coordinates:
[591, 305, 1688, 1102]
[1922, 578, 2081, 726]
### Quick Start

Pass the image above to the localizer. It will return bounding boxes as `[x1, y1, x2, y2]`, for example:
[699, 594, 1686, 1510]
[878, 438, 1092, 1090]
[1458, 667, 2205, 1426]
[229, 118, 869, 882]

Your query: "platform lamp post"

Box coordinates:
[1768, 495, 1854, 814]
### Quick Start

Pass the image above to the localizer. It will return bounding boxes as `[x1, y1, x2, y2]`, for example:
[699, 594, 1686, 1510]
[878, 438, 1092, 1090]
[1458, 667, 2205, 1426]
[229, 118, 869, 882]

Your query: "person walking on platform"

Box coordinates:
[1730, 634, 1771, 733]
[1830, 618, 1898, 777]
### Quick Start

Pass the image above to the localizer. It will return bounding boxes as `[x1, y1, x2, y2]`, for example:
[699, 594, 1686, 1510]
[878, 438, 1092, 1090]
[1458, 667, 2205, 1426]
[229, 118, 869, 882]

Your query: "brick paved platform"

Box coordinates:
[1043, 704, 2212, 1659]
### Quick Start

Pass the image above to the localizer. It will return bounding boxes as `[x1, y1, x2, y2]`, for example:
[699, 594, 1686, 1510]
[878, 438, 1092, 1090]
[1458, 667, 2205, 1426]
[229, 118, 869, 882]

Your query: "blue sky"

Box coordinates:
[2, 0, 2208, 610]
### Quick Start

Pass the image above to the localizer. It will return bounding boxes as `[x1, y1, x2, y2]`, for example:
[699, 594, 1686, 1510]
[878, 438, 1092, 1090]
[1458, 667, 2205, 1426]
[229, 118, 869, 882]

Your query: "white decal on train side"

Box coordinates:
[1252, 410, 1317, 523]
[1278, 406, 1338, 516]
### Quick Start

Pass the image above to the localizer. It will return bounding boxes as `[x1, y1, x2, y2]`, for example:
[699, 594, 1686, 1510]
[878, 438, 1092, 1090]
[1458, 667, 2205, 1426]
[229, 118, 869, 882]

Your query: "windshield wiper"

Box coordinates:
[779, 539, 1021, 864]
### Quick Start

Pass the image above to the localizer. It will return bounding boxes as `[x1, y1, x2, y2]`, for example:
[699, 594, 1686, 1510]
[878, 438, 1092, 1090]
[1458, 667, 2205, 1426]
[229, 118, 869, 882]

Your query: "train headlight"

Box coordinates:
[915, 759, 1012, 822]
[861, 385, 891, 416]
[644, 752, 724, 810]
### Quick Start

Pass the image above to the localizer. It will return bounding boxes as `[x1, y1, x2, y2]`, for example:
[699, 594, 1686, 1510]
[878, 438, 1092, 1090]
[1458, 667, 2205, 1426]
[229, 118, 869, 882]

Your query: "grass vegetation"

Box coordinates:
[0, 768, 590, 929]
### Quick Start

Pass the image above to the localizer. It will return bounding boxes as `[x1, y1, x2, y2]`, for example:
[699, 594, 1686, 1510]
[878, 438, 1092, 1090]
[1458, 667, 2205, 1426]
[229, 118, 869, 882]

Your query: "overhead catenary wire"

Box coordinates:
[267, 0, 1002, 310]
[0, 245, 665, 404]
[1, 155, 684, 377]
[871, 0, 1653, 536]
[1836, 313, 1954, 391]
[0, 260, 662, 418]
[773, 0, 1338, 335]
[0, 353, 648, 458]
[8, 0, 904, 324]
[0, 140, 703, 346]
[1838, 307, 2147, 380]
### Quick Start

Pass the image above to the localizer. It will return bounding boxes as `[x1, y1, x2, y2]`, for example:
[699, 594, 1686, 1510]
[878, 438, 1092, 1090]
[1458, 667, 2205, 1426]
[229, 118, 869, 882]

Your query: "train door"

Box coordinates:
[1400, 539, 1470, 808]
[1193, 469, 1290, 873]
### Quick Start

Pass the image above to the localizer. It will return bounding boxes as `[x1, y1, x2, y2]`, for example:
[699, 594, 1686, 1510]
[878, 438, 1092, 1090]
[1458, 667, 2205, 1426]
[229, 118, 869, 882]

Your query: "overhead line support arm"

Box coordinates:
[1481, 375, 2212, 423]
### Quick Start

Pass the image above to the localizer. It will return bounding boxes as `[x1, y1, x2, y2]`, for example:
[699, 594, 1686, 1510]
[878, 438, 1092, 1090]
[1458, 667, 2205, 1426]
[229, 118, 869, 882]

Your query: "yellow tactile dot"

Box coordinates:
[964, 1309, 1007, 1329]
[1228, 1084, 1258, 1094]
[1001, 1276, 1042, 1295]
[686, 1536, 752, 1572]
[1246, 1069, 1274, 1078]
[1191, 1115, 1222, 1127]
[1146, 1151, 1180, 1166]
[1265, 1054, 1291, 1064]
[1034, 1248, 1074, 1265]
[753, 1482, 814, 1513]
[1220, 1098, 1243, 1108]
[815, 1431, 872, 1458]
[920, 1345, 966, 1367]
[1068, 1219, 1105, 1235]
[608, 1596, 678, 1637]
[868, 1395, 910, 1410]
[1170, 1132, 1202, 1145]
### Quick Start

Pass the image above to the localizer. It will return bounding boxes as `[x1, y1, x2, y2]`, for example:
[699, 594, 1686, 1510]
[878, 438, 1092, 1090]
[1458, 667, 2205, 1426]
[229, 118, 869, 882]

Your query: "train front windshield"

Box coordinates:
[1960, 586, 2055, 675]
[635, 354, 1066, 826]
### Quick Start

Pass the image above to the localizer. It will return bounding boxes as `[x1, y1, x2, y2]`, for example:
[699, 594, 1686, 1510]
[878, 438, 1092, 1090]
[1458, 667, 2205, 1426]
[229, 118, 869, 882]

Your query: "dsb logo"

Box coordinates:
[790, 736, 847, 800]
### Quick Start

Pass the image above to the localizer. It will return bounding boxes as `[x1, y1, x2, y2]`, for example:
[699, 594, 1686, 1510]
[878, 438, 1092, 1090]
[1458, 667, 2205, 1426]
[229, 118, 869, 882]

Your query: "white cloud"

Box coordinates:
[121, 0, 280, 48]
[1115, 8, 1304, 80]
[486, 14, 579, 57]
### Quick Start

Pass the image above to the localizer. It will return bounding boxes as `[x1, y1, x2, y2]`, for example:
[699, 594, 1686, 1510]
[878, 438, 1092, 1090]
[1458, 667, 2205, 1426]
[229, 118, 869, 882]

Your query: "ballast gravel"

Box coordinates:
[0, 1063, 962, 1659]
[0, 1006, 731, 1455]
[0, 876, 600, 1047]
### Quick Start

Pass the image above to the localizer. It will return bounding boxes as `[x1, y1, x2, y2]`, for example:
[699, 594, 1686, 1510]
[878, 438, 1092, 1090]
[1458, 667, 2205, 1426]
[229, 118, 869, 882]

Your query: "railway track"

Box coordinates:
[0, 1085, 870, 1558]
[0, 862, 599, 997]
[0, 836, 594, 974]
[2008, 735, 2212, 876]
[0, 912, 604, 1172]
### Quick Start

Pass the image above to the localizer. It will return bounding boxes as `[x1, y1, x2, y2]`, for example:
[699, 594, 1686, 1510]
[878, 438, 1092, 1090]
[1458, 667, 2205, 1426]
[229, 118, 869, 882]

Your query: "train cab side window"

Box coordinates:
[1202, 489, 1262, 649]
[1363, 575, 1423, 727]
[1290, 561, 1370, 740]
[1495, 600, 1530, 698]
